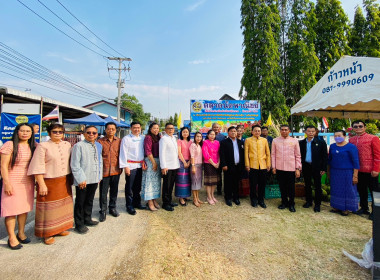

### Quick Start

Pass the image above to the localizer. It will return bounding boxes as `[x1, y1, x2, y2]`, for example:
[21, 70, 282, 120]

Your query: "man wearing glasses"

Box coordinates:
[159, 123, 180, 211]
[119, 121, 146, 215]
[97, 122, 122, 222]
[349, 120, 380, 220]
[71, 125, 103, 234]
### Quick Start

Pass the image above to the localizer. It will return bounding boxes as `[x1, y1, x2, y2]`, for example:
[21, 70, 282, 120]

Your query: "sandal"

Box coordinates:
[44, 237, 55, 245]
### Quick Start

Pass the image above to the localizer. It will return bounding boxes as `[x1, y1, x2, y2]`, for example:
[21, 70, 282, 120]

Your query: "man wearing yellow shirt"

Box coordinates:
[245, 125, 271, 208]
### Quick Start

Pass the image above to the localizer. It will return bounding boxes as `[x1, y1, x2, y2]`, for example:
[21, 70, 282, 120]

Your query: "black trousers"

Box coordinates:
[224, 165, 241, 200]
[125, 168, 143, 207]
[74, 183, 98, 228]
[277, 170, 295, 206]
[162, 169, 178, 206]
[357, 172, 379, 212]
[99, 174, 120, 212]
[249, 168, 267, 203]
[217, 167, 223, 193]
[303, 163, 322, 206]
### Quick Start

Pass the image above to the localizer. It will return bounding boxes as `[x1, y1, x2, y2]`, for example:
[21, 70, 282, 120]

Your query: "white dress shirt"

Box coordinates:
[159, 134, 180, 170]
[119, 134, 145, 170]
[232, 138, 240, 164]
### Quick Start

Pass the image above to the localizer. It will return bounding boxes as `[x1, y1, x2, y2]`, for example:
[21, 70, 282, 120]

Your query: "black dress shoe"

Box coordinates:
[99, 211, 106, 222]
[233, 199, 241, 206]
[278, 204, 287, 210]
[85, 220, 99, 226]
[179, 199, 187, 206]
[8, 239, 23, 250]
[109, 209, 120, 217]
[162, 204, 174, 211]
[354, 208, 370, 215]
[170, 202, 178, 207]
[251, 200, 258, 207]
[258, 201, 267, 209]
[369, 213, 374, 221]
[225, 199, 232, 206]
[16, 234, 31, 244]
[134, 204, 147, 210]
[314, 206, 321, 213]
[75, 226, 89, 234]
[303, 202, 313, 208]
[126, 206, 137, 215]
[289, 205, 296, 212]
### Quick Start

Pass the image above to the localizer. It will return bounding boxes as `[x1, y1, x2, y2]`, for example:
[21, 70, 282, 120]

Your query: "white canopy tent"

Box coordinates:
[291, 56, 380, 119]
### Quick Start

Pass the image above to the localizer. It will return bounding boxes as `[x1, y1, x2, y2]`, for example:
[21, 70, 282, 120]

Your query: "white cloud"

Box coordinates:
[185, 0, 206, 12]
[188, 59, 210, 65]
[46, 52, 77, 63]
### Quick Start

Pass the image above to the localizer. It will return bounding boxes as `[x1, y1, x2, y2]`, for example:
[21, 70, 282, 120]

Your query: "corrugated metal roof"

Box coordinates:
[0, 86, 113, 119]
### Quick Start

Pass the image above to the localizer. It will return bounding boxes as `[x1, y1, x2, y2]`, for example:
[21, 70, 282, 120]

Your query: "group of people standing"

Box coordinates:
[0, 119, 379, 251]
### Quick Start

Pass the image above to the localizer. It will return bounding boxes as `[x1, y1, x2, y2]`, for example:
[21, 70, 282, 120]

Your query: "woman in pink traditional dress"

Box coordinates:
[0, 123, 35, 250]
[202, 130, 220, 205]
[28, 123, 73, 245]
[175, 127, 193, 206]
[190, 132, 204, 207]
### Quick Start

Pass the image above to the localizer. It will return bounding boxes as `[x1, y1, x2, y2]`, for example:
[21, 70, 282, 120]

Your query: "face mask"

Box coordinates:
[335, 136, 345, 143]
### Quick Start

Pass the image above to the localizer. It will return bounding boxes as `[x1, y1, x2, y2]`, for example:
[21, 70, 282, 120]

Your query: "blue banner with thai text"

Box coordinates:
[0, 113, 41, 143]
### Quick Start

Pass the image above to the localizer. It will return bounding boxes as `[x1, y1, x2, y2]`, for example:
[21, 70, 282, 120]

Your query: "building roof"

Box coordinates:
[83, 100, 133, 114]
[219, 94, 236, 100]
[0, 86, 108, 119]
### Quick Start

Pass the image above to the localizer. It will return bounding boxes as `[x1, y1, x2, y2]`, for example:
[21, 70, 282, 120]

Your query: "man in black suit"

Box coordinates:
[299, 125, 328, 212]
[219, 126, 244, 206]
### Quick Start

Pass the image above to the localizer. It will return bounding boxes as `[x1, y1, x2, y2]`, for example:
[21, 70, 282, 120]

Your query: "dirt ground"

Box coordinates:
[107, 190, 372, 280]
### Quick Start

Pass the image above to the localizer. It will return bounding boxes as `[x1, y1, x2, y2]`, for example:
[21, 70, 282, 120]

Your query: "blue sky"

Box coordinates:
[0, 0, 371, 120]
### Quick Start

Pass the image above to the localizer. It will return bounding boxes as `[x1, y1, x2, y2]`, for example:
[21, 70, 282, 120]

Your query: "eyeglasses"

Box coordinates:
[86, 131, 98, 135]
[353, 125, 364, 129]
[51, 131, 64, 134]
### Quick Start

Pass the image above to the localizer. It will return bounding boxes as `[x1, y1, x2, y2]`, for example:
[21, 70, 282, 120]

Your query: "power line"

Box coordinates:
[55, 0, 127, 58]
[0, 42, 110, 99]
[0, 70, 99, 100]
[37, 0, 115, 57]
[16, 0, 107, 57]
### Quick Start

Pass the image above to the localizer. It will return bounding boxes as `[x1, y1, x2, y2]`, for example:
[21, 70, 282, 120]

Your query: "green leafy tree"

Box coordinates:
[173, 113, 178, 126]
[349, 6, 367, 56]
[314, 0, 351, 79]
[363, 0, 380, 57]
[159, 119, 165, 128]
[285, 0, 319, 130]
[240, 0, 289, 123]
[116, 93, 151, 129]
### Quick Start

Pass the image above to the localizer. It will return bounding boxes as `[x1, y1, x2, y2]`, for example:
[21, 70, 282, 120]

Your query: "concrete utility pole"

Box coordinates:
[107, 57, 132, 122]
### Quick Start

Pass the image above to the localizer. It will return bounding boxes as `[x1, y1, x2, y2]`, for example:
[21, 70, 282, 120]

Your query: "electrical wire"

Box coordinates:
[0, 42, 110, 99]
[16, 0, 107, 58]
[0, 70, 99, 100]
[55, 0, 127, 58]
[37, 0, 115, 57]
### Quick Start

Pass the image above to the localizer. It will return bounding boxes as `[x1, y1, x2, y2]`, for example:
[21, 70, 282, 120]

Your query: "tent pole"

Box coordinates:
[291, 114, 293, 137]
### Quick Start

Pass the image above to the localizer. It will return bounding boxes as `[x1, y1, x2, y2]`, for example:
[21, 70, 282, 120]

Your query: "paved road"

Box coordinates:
[0, 175, 149, 280]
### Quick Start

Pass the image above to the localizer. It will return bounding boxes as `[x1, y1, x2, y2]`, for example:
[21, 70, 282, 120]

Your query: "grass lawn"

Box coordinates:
[108, 193, 372, 280]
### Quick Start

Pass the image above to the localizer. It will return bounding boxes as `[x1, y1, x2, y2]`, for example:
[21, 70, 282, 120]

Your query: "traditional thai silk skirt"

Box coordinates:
[204, 163, 220, 187]
[35, 175, 74, 238]
[330, 168, 358, 212]
[191, 163, 203, 191]
[175, 160, 191, 197]
[141, 157, 161, 200]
